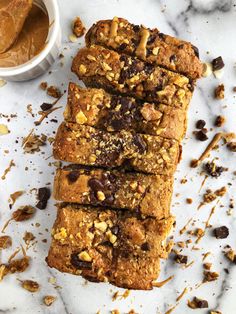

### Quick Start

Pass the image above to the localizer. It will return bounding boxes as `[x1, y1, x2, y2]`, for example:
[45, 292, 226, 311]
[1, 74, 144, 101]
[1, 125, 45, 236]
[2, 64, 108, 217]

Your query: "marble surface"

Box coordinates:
[0, 0, 236, 313]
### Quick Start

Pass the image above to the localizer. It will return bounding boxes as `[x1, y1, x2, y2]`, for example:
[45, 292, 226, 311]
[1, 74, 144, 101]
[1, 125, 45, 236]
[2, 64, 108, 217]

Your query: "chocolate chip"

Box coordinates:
[158, 32, 165, 40]
[71, 253, 92, 270]
[133, 25, 140, 32]
[174, 254, 188, 264]
[88, 178, 104, 191]
[193, 297, 208, 308]
[191, 45, 199, 58]
[111, 225, 119, 235]
[213, 226, 229, 239]
[67, 171, 80, 183]
[195, 130, 208, 141]
[104, 194, 115, 205]
[141, 242, 150, 251]
[147, 33, 158, 45]
[119, 43, 128, 51]
[133, 134, 146, 153]
[170, 55, 177, 63]
[36, 187, 51, 210]
[40, 103, 53, 111]
[212, 56, 225, 71]
[196, 119, 206, 129]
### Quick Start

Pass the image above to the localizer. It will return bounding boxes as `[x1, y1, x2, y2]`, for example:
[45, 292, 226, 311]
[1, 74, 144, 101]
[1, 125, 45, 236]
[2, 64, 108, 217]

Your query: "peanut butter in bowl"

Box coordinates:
[0, 0, 49, 68]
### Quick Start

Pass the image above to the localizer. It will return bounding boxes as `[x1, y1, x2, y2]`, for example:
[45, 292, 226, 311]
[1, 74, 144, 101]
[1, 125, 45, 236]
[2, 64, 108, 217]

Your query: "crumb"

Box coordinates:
[40, 82, 48, 90]
[43, 295, 56, 306]
[203, 270, 219, 282]
[224, 248, 236, 263]
[213, 226, 229, 239]
[180, 178, 187, 184]
[0, 256, 30, 281]
[21, 280, 40, 292]
[72, 17, 86, 37]
[187, 297, 208, 309]
[12, 206, 35, 222]
[0, 124, 9, 136]
[186, 198, 193, 204]
[9, 191, 24, 206]
[174, 254, 188, 264]
[209, 311, 222, 314]
[47, 86, 61, 98]
[1, 159, 15, 180]
[215, 115, 226, 127]
[0, 236, 12, 249]
[215, 84, 225, 99]
[227, 142, 236, 152]
[202, 62, 213, 77]
[23, 232, 35, 245]
[22, 131, 47, 154]
[0, 79, 7, 87]
[203, 263, 212, 270]
[69, 34, 78, 43]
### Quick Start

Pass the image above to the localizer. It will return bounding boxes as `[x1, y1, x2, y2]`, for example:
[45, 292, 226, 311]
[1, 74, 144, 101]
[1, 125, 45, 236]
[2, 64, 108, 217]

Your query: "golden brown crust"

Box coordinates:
[65, 83, 187, 141]
[85, 18, 203, 80]
[53, 122, 181, 175]
[46, 204, 174, 289]
[71, 45, 193, 109]
[53, 166, 173, 218]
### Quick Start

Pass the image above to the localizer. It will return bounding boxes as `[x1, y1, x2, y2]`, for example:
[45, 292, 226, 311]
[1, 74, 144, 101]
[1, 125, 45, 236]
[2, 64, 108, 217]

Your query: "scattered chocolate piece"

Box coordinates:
[72, 17, 86, 37]
[43, 295, 57, 306]
[188, 297, 208, 309]
[190, 159, 199, 168]
[0, 235, 12, 249]
[215, 115, 225, 127]
[12, 206, 35, 222]
[213, 226, 229, 239]
[204, 161, 227, 177]
[215, 84, 225, 99]
[21, 280, 40, 292]
[227, 142, 236, 152]
[196, 130, 208, 141]
[212, 56, 224, 71]
[174, 254, 188, 264]
[47, 86, 61, 98]
[196, 119, 206, 129]
[36, 187, 51, 210]
[40, 82, 48, 90]
[40, 103, 53, 111]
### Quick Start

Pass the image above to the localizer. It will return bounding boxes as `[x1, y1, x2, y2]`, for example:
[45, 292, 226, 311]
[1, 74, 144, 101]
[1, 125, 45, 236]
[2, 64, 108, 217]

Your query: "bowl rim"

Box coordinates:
[0, 0, 60, 77]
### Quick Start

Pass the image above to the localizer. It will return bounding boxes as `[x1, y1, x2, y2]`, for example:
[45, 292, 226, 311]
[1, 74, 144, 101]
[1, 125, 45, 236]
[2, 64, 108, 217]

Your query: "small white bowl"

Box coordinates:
[0, 0, 61, 81]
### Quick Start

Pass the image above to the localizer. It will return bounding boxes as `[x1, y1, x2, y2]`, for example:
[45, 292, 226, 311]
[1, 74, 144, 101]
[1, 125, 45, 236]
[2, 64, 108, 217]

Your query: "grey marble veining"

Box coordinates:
[0, 0, 236, 313]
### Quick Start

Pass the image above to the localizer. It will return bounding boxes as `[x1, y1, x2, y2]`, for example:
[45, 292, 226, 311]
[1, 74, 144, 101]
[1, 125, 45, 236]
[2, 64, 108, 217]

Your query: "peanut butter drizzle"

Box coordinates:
[0, 3, 49, 67]
[109, 16, 119, 39]
[136, 27, 150, 60]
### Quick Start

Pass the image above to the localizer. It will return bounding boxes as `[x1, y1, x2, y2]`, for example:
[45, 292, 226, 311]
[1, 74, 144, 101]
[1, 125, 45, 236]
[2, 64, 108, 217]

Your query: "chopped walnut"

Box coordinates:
[215, 186, 227, 197]
[21, 280, 40, 292]
[40, 82, 48, 90]
[22, 131, 47, 154]
[224, 248, 236, 263]
[187, 297, 208, 309]
[215, 115, 226, 127]
[47, 86, 61, 98]
[12, 206, 35, 222]
[204, 160, 227, 177]
[203, 270, 219, 282]
[43, 295, 56, 306]
[0, 236, 12, 249]
[140, 103, 162, 121]
[215, 84, 225, 99]
[174, 254, 188, 264]
[72, 17, 86, 37]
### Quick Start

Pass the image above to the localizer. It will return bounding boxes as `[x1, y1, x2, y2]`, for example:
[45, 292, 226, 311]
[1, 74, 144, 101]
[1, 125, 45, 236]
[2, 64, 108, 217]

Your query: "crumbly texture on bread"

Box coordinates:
[46, 204, 174, 289]
[71, 45, 193, 109]
[64, 83, 187, 141]
[85, 17, 203, 80]
[53, 122, 181, 175]
[53, 166, 173, 218]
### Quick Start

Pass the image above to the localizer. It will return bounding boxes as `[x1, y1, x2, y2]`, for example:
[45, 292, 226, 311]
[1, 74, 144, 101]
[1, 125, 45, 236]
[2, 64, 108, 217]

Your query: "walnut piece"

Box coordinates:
[215, 84, 225, 99]
[140, 103, 162, 121]
[43, 295, 57, 306]
[47, 86, 61, 98]
[12, 206, 35, 222]
[21, 280, 40, 292]
[72, 17, 86, 37]
[0, 236, 12, 249]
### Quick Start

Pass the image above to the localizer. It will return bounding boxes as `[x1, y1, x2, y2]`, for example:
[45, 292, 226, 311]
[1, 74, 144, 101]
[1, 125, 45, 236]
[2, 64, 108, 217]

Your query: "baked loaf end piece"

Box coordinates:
[53, 122, 181, 176]
[65, 83, 187, 141]
[85, 17, 203, 80]
[53, 166, 174, 218]
[46, 204, 174, 289]
[71, 45, 193, 109]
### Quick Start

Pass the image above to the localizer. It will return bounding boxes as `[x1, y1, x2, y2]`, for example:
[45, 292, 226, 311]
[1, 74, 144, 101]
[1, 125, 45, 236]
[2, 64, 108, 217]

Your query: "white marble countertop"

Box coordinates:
[0, 0, 236, 313]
